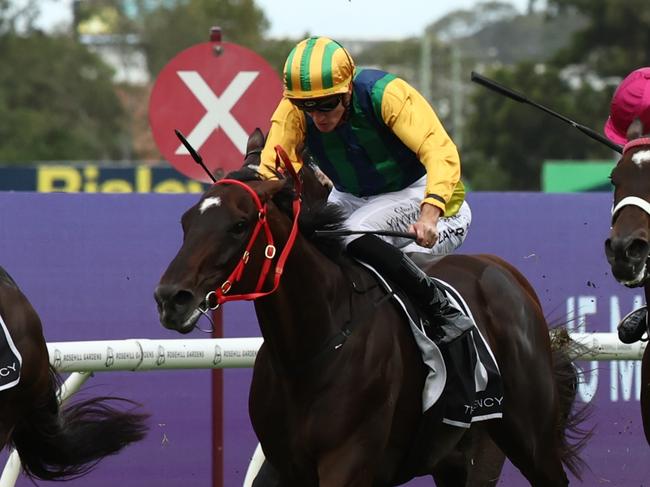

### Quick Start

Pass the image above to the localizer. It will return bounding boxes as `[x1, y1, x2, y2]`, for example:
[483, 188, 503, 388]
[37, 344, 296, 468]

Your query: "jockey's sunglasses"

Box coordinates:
[291, 95, 342, 113]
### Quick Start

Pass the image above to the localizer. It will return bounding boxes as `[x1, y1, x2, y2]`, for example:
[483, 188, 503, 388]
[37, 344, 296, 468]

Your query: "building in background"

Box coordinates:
[72, 0, 153, 84]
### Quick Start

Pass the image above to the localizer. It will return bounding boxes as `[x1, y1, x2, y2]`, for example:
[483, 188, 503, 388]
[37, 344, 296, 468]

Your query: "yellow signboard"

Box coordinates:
[35, 165, 206, 193]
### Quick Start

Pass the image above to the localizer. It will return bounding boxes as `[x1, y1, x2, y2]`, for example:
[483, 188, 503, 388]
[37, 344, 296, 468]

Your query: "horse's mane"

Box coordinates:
[224, 168, 347, 261]
[0, 265, 19, 289]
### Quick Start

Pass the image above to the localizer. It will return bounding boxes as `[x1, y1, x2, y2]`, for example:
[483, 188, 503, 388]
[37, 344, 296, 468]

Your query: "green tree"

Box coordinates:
[245, 38, 298, 76]
[0, 32, 127, 163]
[139, 0, 269, 77]
[547, 0, 650, 76]
[353, 38, 422, 88]
[463, 63, 612, 190]
[77, 1, 293, 78]
[457, 0, 647, 189]
[0, 0, 39, 34]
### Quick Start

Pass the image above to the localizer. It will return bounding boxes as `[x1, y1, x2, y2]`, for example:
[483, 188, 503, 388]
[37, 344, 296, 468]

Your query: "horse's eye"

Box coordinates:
[229, 220, 248, 235]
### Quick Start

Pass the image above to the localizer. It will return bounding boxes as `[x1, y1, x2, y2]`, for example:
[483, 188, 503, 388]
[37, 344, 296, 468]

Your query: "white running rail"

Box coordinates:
[43, 333, 650, 373]
[46, 337, 264, 372]
[0, 333, 644, 487]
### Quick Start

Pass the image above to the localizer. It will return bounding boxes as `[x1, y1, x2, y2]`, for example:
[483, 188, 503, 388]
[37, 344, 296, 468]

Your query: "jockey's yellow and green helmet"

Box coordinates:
[283, 36, 355, 100]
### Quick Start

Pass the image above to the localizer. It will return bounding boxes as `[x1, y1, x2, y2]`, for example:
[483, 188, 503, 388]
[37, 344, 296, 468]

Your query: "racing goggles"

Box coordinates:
[291, 95, 342, 113]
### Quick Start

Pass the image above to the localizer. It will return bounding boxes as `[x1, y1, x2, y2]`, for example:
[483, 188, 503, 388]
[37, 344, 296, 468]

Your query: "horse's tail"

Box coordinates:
[549, 328, 593, 480]
[11, 365, 149, 480]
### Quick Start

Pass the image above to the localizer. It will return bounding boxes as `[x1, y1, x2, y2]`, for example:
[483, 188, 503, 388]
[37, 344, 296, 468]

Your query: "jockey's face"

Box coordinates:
[308, 98, 347, 133]
[292, 85, 352, 133]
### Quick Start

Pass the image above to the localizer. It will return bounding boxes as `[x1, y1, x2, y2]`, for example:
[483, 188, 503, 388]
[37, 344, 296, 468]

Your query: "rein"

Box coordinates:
[612, 138, 650, 220]
[206, 145, 302, 309]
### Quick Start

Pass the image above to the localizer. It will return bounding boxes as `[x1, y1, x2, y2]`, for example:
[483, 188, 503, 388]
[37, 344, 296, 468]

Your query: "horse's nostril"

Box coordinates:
[626, 238, 650, 261]
[173, 289, 194, 307]
[154, 285, 195, 309]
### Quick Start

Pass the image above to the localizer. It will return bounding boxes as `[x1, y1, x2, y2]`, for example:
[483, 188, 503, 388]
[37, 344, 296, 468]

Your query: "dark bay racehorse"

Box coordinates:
[155, 133, 588, 486]
[605, 118, 650, 444]
[0, 265, 148, 480]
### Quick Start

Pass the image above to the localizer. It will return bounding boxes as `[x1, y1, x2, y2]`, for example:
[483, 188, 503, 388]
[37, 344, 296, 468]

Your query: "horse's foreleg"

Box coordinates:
[315, 426, 394, 487]
[316, 447, 376, 487]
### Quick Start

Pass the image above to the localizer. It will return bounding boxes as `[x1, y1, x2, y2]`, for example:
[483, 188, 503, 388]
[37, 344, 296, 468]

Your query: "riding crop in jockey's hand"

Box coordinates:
[314, 229, 416, 239]
[470, 71, 624, 154]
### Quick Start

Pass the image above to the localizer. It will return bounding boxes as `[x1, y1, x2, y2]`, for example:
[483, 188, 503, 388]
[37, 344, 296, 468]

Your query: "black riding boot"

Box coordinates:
[347, 234, 474, 344]
[617, 306, 648, 344]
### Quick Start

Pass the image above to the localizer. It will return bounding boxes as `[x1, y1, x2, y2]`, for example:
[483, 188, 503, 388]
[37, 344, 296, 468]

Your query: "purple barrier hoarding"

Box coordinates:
[0, 191, 647, 486]
[0, 193, 212, 487]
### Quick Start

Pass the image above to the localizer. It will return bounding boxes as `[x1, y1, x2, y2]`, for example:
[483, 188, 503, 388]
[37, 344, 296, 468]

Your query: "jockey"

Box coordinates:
[258, 36, 473, 344]
[604, 66, 650, 344]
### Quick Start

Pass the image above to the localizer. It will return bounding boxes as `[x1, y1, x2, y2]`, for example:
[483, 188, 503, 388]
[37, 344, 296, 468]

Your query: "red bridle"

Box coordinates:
[206, 145, 303, 309]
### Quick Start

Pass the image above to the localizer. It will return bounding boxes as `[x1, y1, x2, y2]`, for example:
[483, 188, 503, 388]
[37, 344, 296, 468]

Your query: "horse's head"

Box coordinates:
[605, 118, 650, 287]
[154, 129, 334, 334]
[154, 173, 287, 333]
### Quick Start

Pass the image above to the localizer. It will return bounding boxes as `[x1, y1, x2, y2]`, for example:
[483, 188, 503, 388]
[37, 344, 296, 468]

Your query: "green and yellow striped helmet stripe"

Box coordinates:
[283, 36, 354, 99]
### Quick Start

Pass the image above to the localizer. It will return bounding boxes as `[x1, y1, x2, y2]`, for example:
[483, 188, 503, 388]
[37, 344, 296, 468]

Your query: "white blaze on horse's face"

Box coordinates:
[631, 150, 650, 167]
[199, 197, 222, 214]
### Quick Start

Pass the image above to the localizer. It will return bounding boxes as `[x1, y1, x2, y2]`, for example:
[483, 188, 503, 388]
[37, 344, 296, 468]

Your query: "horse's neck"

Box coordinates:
[0, 267, 18, 290]
[254, 236, 350, 371]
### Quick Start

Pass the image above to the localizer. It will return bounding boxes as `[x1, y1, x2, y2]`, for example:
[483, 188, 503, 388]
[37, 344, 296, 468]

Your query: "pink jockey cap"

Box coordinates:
[604, 67, 650, 145]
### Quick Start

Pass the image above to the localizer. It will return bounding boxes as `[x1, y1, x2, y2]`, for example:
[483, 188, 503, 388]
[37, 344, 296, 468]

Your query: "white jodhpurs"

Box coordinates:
[328, 176, 472, 256]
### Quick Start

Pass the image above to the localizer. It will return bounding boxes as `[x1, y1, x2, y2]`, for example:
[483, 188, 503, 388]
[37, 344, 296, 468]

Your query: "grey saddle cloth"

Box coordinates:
[357, 258, 503, 427]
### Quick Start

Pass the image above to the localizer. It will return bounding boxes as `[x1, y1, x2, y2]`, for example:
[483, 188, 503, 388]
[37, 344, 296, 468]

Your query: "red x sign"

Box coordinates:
[149, 42, 283, 182]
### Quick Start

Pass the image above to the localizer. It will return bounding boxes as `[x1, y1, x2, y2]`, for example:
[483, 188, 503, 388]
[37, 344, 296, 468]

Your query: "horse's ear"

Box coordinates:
[627, 118, 644, 141]
[255, 179, 285, 202]
[247, 128, 266, 154]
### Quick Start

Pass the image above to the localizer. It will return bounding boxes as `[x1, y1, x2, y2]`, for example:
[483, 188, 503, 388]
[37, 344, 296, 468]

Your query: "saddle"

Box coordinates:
[352, 257, 504, 428]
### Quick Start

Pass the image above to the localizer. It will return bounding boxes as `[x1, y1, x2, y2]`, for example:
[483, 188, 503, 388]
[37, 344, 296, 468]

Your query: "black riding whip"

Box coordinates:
[174, 129, 217, 182]
[314, 229, 416, 239]
[470, 71, 623, 154]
